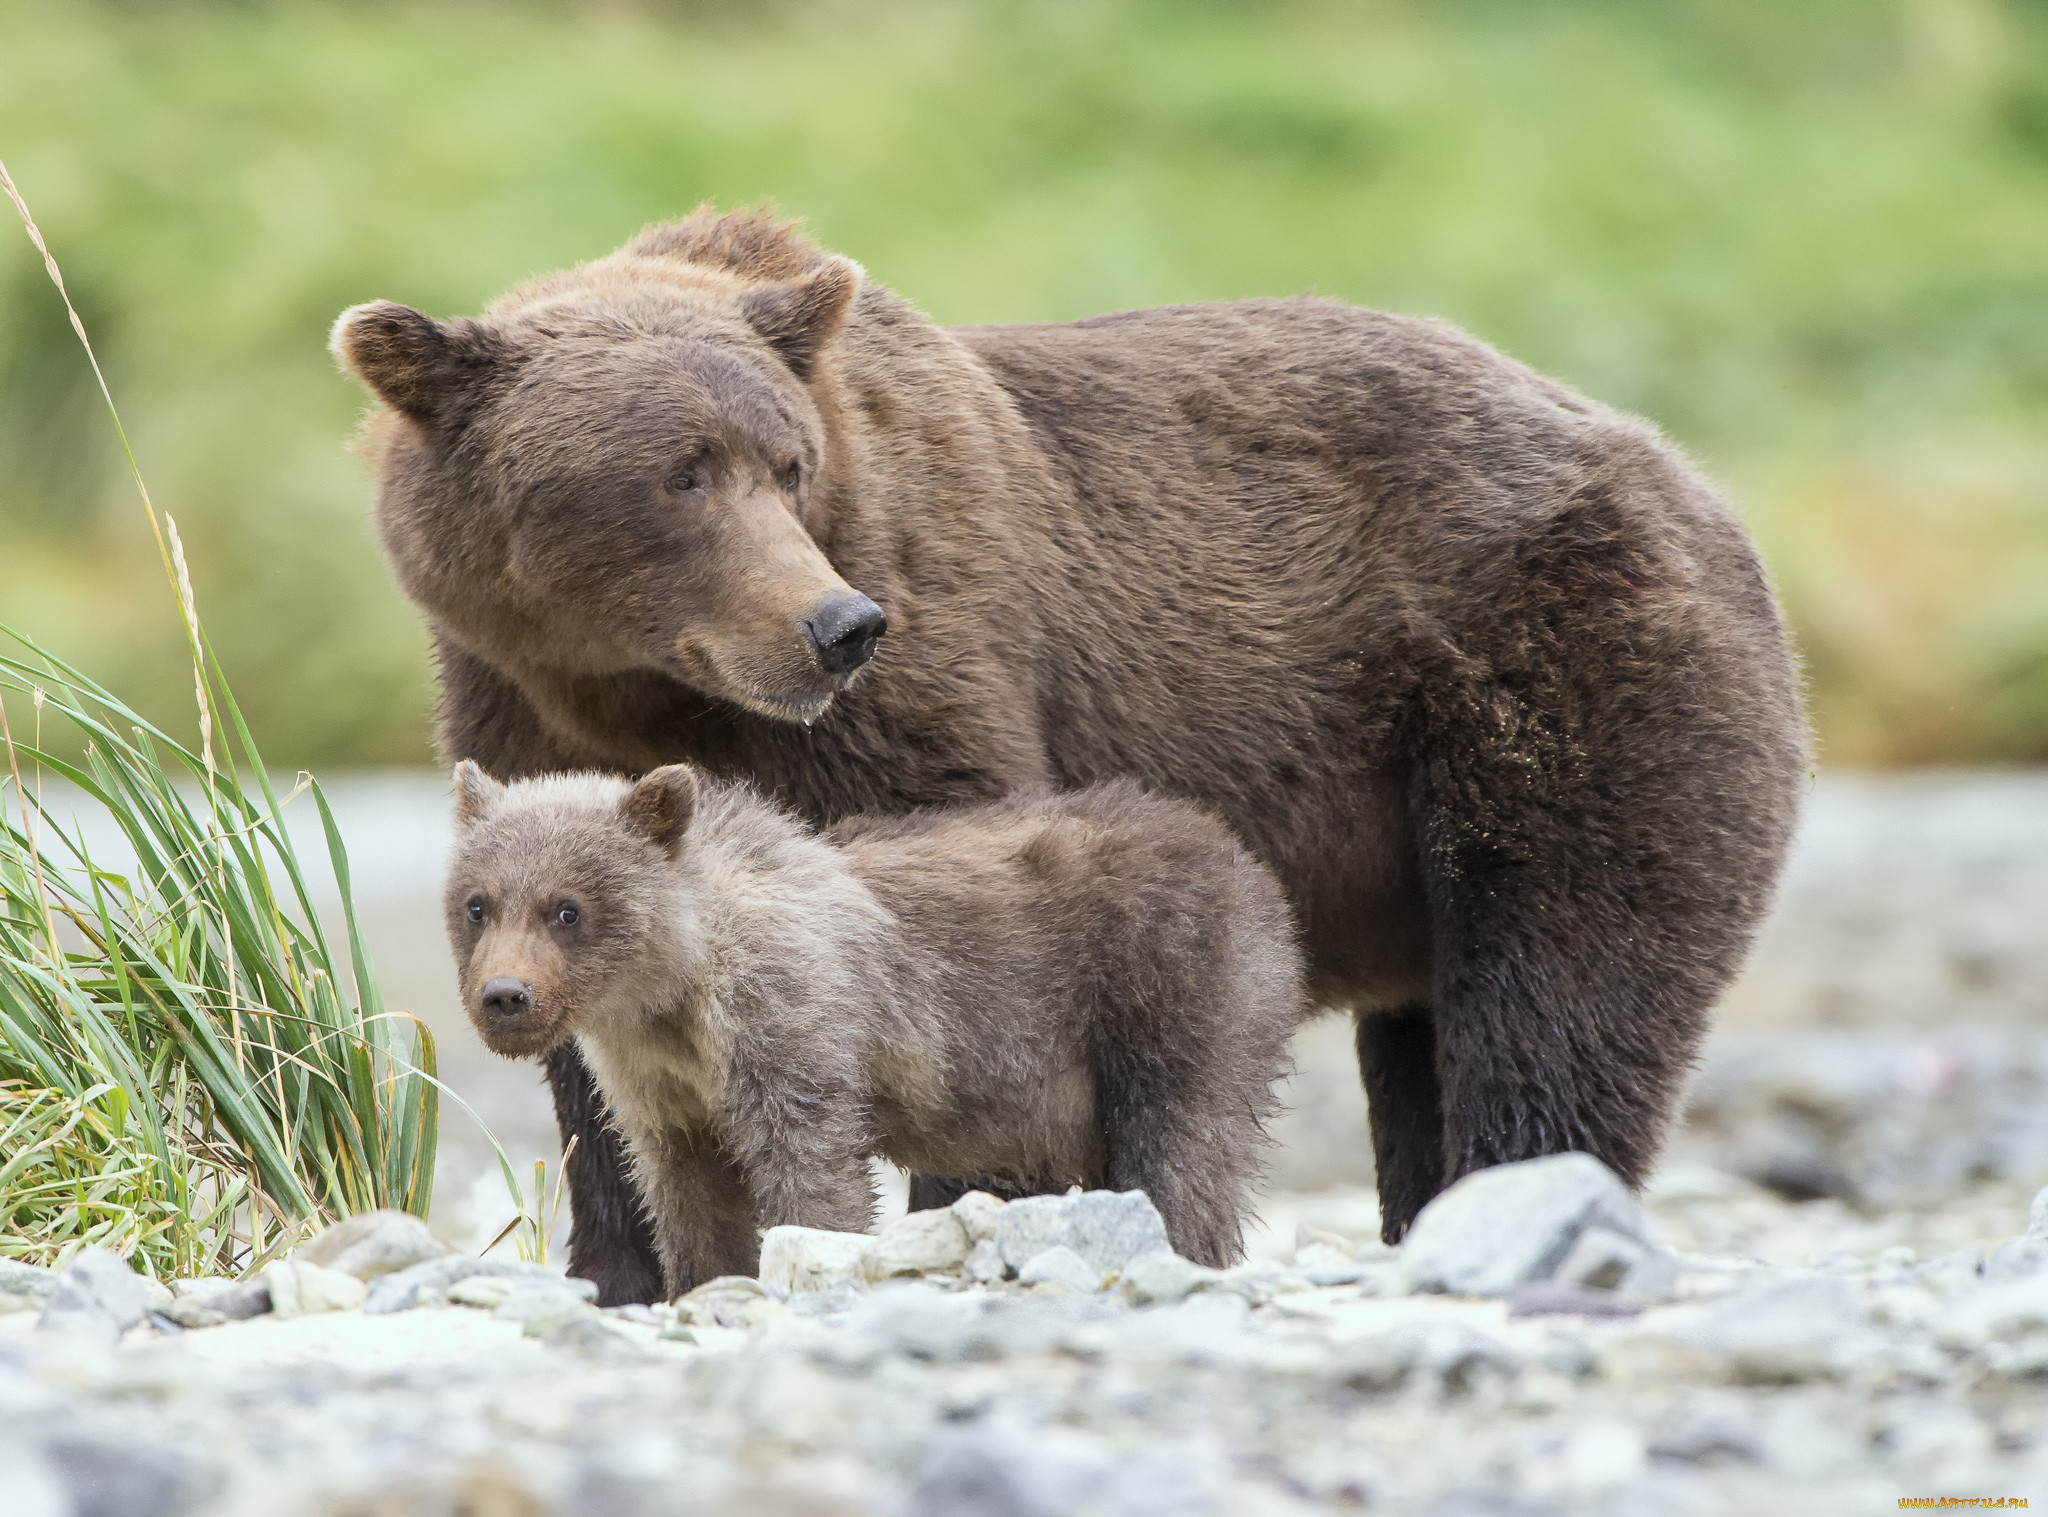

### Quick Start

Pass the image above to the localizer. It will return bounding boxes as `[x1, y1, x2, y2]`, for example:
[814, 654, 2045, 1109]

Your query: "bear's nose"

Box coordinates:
[479, 977, 533, 1020]
[805, 594, 888, 677]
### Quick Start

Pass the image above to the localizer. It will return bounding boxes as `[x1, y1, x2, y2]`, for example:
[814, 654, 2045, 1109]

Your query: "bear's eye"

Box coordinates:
[664, 466, 708, 498]
[782, 462, 801, 493]
[466, 899, 484, 925]
[554, 903, 580, 929]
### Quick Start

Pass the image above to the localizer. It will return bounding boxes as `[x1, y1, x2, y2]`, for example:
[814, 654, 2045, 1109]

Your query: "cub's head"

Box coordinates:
[333, 211, 885, 725]
[443, 760, 699, 1058]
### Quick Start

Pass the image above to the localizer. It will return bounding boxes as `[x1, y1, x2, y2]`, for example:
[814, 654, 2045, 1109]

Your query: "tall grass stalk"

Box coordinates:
[0, 156, 436, 1276]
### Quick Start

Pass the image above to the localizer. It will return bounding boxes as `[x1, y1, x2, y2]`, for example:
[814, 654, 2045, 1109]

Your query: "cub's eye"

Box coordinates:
[554, 903, 581, 929]
[782, 462, 801, 493]
[664, 466, 708, 497]
[466, 900, 485, 925]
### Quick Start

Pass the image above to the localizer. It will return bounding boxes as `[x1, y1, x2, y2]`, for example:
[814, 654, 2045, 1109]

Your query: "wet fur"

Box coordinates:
[445, 773, 1304, 1290]
[340, 208, 1808, 1301]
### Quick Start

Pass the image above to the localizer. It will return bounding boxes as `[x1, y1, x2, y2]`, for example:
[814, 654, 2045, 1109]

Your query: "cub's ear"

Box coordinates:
[451, 760, 505, 827]
[739, 258, 861, 383]
[621, 764, 700, 860]
[329, 301, 508, 423]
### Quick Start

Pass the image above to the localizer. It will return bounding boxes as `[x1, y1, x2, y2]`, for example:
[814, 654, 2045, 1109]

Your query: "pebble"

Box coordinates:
[994, 1190, 1171, 1276]
[950, 1189, 1007, 1243]
[259, 1259, 368, 1318]
[1397, 1153, 1650, 1297]
[1016, 1245, 1103, 1292]
[866, 1208, 971, 1280]
[1119, 1249, 1223, 1306]
[759, 1225, 876, 1293]
[361, 1254, 568, 1315]
[293, 1209, 449, 1280]
[36, 1249, 157, 1342]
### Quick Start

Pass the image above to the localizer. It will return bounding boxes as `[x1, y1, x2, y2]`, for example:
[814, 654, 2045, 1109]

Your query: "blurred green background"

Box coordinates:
[2, 0, 2045, 768]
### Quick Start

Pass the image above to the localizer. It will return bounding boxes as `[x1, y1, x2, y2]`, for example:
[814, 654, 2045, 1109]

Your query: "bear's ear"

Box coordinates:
[621, 764, 699, 860]
[330, 301, 508, 423]
[451, 760, 505, 827]
[739, 259, 861, 383]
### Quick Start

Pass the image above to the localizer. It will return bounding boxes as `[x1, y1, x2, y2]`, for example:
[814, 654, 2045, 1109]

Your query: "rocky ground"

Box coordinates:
[4, 770, 2045, 1514]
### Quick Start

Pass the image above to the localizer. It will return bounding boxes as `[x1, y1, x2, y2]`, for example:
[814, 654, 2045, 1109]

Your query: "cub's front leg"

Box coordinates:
[719, 1064, 876, 1236]
[624, 1123, 761, 1297]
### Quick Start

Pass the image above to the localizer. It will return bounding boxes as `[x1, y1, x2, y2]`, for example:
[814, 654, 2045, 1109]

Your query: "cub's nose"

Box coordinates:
[479, 977, 533, 1020]
[805, 594, 888, 677]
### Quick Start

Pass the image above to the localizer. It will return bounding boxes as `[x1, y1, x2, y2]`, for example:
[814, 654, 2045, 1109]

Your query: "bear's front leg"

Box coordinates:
[625, 1124, 762, 1297]
[719, 1067, 876, 1236]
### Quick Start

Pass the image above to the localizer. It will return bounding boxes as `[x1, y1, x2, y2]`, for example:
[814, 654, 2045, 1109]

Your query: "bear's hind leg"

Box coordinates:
[546, 1042, 665, 1306]
[1356, 1004, 1446, 1244]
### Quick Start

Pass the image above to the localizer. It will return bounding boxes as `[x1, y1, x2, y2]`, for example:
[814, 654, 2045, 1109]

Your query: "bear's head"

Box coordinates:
[443, 759, 699, 1058]
[332, 220, 885, 726]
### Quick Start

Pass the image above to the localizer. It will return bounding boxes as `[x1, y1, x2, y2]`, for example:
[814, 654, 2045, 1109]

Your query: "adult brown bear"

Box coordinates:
[333, 209, 1805, 1306]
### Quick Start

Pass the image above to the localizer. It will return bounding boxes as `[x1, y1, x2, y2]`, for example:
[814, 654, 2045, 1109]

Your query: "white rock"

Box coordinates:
[1551, 1226, 1679, 1304]
[362, 1255, 567, 1315]
[867, 1208, 971, 1280]
[994, 1191, 1170, 1276]
[1935, 1272, 2048, 1351]
[0, 1259, 58, 1302]
[951, 1191, 1007, 1243]
[965, 1239, 1007, 1284]
[1671, 1274, 1880, 1382]
[760, 1226, 876, 1293]
[676, 1275, 776, 1329]
[1018, 1246, 1104, 1292]
[1120, 1250, 1224, 1306]
[261, 1259, 368, 1318]
[1397, 1154, 1649, 1297]
[295, 1209, 448, 1280]
[36, 1249, 157, 1340]
[445, 1275, 518, 1309]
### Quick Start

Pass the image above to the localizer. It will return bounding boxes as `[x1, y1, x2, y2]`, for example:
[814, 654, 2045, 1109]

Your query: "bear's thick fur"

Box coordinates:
[444, 766, 1303, 1285]
[335, 209, 1806, 1306]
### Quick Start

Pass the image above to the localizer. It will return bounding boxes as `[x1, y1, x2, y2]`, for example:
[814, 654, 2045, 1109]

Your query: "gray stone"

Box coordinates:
[675, 1274, 774, 1329]
[170, 1277, 270, 1321]
[759, 1226, 874, 1293]
[1397, 1153, 1649, 1297]
[45, 1428, 221, 1517]
[1551, 1226, 1679, 1304]
[1915, 1245, 1988, 1296]
[1119, 1250, 1223, 1306]
[294, 1209, 449, 1280]
[964, 1239, 1006, 1284]
[1017, 1245, 1103, 1292]
[362, 1254, 573, 1315]
[950, 1190, 1008, 1244]
[1508, 1282, 1643, 1318]
[260, 1258, 367, 1317]
[37, 1250, 155, 1342]
[911, 1427, 1225, 1517]
[506, 1284, 605, 1336]
[1673, 1274, 1880, 1382]
[994, 1191, 1171, 1277]
[529, 1312, 649, 1362]
[0, 1434, 66, 1517]
[0, 1259, 58, 1302]
[1291, 1242, 1379, 1287]
[867, 1208, 971, 1280]
[1935, 1272, 2048, 1351]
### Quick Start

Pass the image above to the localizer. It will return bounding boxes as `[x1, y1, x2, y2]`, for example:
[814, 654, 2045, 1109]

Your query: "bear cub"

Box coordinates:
[444, 761, 1304, 1294]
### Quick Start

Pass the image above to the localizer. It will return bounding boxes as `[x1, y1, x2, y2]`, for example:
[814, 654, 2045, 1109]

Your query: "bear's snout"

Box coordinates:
[479, 976, 533, 1021]
[804, 593, 887, 678]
